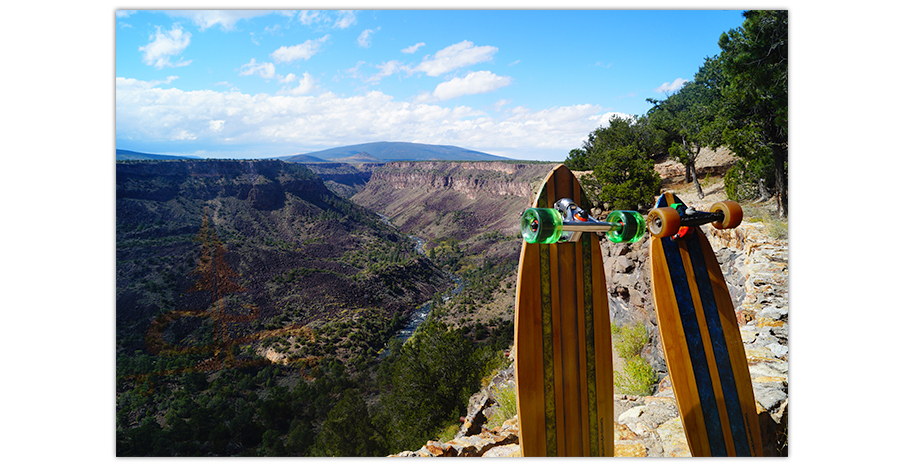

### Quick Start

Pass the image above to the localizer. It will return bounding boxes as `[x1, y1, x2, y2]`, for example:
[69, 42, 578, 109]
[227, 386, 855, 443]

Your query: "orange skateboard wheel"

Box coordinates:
[647, 207, 680, 238]
[710, 201, 743, 229]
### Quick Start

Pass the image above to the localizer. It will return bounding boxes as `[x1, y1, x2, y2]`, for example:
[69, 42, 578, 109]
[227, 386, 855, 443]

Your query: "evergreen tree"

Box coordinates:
[716, 10, 788, 216]
[587, 144, 661, 211]
[647, 77, 722, 199]
[377, 319, 483, 452]
[573, 115, 662, 211]
[312, 389, 384, 456]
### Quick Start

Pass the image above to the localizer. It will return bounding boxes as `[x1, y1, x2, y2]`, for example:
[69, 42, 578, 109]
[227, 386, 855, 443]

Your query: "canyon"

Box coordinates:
[116, 153, 787, 456]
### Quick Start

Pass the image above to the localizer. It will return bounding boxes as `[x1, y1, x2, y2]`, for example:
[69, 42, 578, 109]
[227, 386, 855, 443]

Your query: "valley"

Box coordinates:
[115, 158, 548, 456]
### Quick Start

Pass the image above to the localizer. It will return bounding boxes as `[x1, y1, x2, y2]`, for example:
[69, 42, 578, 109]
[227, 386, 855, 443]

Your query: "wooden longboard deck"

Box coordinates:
[514, 164, 614, 457]
[649, 192, 763, 457]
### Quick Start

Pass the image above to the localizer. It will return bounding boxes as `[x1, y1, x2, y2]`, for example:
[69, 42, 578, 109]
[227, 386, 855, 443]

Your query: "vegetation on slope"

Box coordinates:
[116, 159, 517, 457]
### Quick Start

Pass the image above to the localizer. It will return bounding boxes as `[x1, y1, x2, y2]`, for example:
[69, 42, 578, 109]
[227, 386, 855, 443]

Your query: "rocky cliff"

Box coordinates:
[116, 159, 330, 210]
[352, 161, 553, 242]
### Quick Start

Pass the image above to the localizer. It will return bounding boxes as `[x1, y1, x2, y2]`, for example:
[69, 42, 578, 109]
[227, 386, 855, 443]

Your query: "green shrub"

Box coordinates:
[437, 422, 460, 443]
[611, 321, 656, 396]
[614, 357, 658, 396]
[613, 321, 648, 359]
[486, 385, 518, 430]
[743, 204, 788, 240]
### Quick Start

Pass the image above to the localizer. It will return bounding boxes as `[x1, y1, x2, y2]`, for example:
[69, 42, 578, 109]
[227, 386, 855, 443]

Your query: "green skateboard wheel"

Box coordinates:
[521, 207, 563, 244]
[606, 210, 646, 243]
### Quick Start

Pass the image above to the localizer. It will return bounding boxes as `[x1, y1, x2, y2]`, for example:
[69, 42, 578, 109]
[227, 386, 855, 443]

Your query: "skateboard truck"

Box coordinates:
[647, 200, 743, 239]
[521, 198, 645, 244]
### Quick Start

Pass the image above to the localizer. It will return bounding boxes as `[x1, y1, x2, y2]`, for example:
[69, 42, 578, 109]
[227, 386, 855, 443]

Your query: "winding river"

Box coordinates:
[375, 213, 466, 355]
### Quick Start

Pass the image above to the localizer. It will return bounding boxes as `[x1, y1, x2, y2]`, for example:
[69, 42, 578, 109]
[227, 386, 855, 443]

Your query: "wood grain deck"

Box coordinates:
[649, 191, 763, 457]
[514, 164, 613, 456]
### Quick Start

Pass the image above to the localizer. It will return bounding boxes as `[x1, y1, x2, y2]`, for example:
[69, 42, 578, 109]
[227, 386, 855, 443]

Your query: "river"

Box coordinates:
[375, 213, 465, 355]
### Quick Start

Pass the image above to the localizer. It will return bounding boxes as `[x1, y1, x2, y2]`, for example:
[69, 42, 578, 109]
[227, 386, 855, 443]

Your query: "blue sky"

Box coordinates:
[116, 9, 747, 161]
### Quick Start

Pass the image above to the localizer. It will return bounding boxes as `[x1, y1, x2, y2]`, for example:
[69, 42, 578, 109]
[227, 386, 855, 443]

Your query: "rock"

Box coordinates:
[656, 418, 691, 457]
[458, 391, 490, 437]
[457, 366, 515, 438]
[766, 343, 788, 358]
[618, 405, 646, 423]
[614, 422, 639, 441]
[615, 443, 648, 457]
[616, 255, 634, 273]
[759, 305, 787, 321]
[481, 444, 521, 457]
[753, 382, 788, 412]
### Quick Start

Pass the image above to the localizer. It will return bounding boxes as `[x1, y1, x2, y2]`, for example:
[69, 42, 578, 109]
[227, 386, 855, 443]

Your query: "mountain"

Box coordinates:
[283, 141, 508, 163]
[278, 153, 329, 163]
[116, 149, 200, 161]
[301, 162, 384, 198]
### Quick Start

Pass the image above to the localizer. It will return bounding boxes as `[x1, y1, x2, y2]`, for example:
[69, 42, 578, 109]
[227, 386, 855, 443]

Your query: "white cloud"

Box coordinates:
[343, 61, 366, 79]
[655, 78, 688, 93]
[139, 24, 192, 69]
[172, 129, 197, 140]
[591, 112, 636, 127]
[366, 60, 411, 83]
[357, 29, 376, 48]
[402, 42, 425, 54]
[281, 72, 316, 96]
[334, 10, 357, 29]
[164, 10, 271, 31]
[414, 41, 499, 77]
[431, 71, 512, 101]
[239, 59, 276, 80]
[493, 99, 511, 111]
[115, 77, 610, 160]
[296, 10, 356, 29]
[298, 10, 321, 26]
[271, 35, 329, 63]
[116, 76, 179, 90]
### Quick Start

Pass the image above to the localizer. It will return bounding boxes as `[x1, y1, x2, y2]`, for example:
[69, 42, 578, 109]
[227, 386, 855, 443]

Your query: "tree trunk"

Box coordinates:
[773, 144, 787, 217]
[757, 178, 772, 201]
[683, 138, 692, 184]
[690, 163, 704, 199]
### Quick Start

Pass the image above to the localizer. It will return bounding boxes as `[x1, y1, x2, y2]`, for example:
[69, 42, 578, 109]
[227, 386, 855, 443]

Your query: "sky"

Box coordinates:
[115, 9, 748, 161]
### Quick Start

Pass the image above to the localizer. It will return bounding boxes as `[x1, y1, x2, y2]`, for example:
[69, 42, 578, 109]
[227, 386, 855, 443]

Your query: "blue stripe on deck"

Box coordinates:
[661, 237, 728, 456]
[685, 234, 752, 456]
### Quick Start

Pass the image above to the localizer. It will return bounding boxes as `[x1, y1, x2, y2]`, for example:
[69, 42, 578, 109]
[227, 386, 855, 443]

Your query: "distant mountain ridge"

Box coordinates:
[116, 149, 200, 161]
[118, 142, 507, 163]
[283, 142, 507, 163]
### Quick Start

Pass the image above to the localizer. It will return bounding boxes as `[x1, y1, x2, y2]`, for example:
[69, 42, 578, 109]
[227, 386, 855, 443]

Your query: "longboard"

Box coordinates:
[647, 191, 763, 456]
[514, 164, 628, 456]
